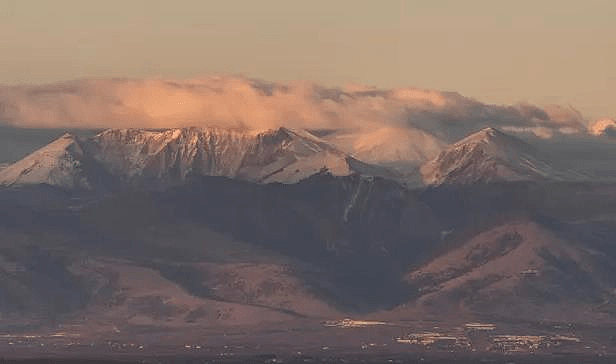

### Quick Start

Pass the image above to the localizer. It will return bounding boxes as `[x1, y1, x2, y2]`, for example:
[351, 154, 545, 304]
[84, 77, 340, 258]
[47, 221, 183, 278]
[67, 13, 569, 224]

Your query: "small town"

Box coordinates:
[394, 322, 586, 354]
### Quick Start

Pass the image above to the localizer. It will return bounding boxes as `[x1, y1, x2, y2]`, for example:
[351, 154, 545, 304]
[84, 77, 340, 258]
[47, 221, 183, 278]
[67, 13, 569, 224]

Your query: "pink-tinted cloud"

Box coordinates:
[0, 75, 591, 142]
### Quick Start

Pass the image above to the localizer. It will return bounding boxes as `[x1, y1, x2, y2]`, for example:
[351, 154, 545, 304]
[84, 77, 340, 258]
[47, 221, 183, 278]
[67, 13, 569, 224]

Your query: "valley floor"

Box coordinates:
[0, 317, 615, 361]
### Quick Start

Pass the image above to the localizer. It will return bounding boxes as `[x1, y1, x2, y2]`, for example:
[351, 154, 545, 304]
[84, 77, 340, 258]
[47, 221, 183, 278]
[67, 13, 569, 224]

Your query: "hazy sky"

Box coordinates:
[1, 0, 614, 118]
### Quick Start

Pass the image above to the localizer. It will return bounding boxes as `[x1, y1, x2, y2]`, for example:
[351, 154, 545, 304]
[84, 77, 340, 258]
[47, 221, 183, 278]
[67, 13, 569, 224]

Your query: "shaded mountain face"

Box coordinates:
[0, 127, 397, 190]
[0, 175, 440, 323]
[420, 128, 567, 185]
[77, 174, 442, 312]
[1, 176, 616, 329]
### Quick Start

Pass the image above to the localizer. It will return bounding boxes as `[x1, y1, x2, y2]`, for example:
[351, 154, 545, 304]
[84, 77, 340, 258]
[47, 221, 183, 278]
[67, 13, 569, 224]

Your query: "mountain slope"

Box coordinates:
[400, 219, 616, 323]
[420, 128, 563, 185]
[0, 133, 93, 189]
[1, 176, 616, 332]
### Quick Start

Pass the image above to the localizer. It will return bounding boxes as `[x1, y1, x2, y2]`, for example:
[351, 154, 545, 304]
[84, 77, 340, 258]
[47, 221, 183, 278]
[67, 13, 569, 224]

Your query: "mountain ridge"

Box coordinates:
[0, 126, 400, 190]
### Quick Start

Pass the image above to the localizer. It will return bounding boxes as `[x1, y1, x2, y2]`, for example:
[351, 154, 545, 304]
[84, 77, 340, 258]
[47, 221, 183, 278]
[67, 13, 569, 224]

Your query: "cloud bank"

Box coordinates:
[0, 75, 593, 142]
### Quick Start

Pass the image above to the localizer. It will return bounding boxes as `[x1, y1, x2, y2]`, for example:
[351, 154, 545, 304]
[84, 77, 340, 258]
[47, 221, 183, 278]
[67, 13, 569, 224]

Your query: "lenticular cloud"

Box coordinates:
[0, 75, 589, 141]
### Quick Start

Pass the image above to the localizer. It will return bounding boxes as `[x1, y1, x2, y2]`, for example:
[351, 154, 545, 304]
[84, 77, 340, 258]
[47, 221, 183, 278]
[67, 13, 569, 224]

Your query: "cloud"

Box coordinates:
[501, 126, 554, 139]
[589, 118, 616, 137]
[604, 127, 616, 138]
[0, 75, 591, 142]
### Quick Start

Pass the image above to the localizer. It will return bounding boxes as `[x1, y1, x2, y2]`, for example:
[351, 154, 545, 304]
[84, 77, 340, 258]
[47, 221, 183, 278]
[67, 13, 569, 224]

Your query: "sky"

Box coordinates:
[0, 0, 614, 119]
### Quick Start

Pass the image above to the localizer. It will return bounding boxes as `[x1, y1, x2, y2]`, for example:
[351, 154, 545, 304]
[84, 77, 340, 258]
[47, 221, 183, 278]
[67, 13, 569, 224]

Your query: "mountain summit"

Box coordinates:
[420, 127, 562, 185]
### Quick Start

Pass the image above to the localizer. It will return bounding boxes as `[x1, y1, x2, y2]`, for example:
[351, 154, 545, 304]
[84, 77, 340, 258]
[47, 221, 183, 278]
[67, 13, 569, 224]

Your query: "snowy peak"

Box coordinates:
[454, 127, 503, 145]
[452, 127, 536, 157]
[421, 128, 559, 185]
[0, 133, 92, 189]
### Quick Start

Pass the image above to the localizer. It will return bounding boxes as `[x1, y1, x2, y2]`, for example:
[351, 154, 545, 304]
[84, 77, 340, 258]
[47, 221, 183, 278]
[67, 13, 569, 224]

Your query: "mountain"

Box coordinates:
[0, 133, 94, 189]
[401, 219, 616, 323]
[420, 128, 565, 185]
[0, 127, 396, 190]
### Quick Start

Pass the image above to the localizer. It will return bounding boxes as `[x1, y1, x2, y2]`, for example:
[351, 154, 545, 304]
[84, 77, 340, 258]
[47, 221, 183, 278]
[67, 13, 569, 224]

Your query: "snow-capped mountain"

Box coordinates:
[420, 127, 565, 185]
[0, 133, 94, 189]
[0, 127, 394, 190]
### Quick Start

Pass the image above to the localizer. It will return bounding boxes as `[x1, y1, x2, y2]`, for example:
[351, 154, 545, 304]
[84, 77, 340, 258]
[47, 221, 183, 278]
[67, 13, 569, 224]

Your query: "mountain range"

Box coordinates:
[0, 125, 615, 348]
[0, 127, 403, 190]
